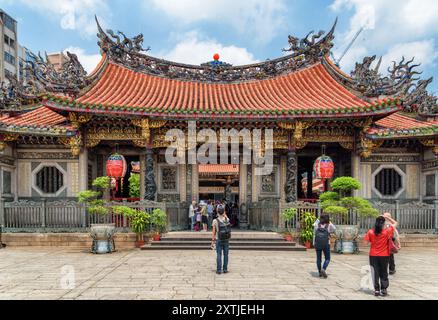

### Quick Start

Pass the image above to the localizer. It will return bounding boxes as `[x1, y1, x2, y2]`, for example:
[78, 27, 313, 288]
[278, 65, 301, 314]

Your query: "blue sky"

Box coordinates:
[1, 0, 438, 93]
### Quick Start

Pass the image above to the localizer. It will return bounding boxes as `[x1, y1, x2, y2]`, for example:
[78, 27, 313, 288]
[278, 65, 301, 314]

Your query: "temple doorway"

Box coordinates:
[298, 144, 352, 202]
[111, 155, 141, 201]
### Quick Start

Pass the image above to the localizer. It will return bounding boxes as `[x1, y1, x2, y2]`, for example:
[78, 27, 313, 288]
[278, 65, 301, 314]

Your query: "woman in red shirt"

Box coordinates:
[364, 216, 396, 297]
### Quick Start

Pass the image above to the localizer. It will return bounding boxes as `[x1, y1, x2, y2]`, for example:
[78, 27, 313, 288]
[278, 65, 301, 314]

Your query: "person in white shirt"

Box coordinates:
[188, 201, 196, 231]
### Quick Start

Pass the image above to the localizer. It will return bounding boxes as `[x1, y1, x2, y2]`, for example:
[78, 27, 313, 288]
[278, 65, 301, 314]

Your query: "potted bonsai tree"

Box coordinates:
[300, 212, 316, 249]
[78, 176, 116, 254]
[281, 207, 297, 242]
[113, 206, 150, 248]
[320, 177, 379, 254]
[150, 208, 167, 241]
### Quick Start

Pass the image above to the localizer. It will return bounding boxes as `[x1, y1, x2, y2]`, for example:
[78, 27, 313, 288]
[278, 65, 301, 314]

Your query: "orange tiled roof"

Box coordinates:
[0, 107, 75, 134]
[43, 60, 401, 119]
[368, 113, 438, 138]
[199, 164, 239, 175]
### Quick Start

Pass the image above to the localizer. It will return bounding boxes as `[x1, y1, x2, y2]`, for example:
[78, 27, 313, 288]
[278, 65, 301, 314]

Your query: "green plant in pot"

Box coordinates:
[300, 212, 316, 249]
[150, 208, 167, 241]
[320, 177, 379, 254]
[113, 206, 150, 248]
[78, 176, 116, 254]
[128, 173, 140, 199]
[281, 207, 297, 242]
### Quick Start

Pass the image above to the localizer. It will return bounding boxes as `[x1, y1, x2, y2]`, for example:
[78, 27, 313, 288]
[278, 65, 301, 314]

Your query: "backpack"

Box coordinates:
[314, 224, 330, 250]
[217, 218, 232, 241]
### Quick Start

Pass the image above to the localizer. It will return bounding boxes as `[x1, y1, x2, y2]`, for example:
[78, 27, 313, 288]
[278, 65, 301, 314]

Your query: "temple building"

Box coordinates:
[0, 19, 437, 230]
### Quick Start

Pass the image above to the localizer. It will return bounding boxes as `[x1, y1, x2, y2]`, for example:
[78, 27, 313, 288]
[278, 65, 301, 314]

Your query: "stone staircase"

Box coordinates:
[141, 231, 306, 251]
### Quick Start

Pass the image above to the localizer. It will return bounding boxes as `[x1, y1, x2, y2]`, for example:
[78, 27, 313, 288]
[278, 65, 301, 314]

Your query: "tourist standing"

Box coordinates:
[313, 214, 336, 278]
[383, 213, 400, 275]
[201, 202, 208, 232]
[364, 216, 397, 296]
[189, 201, 196, 231]
[212, 206, 231, 274]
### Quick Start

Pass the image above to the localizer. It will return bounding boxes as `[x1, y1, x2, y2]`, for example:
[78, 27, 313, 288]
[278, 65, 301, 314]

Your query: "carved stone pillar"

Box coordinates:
[78, 148, 88, 192]
[140, 154, 146, 199]
[144, 148, 157, 201]
[351, 153, 360, 197]
[191, 164, 199, 203]
[239, 159, 248, 205]
[251, 164, 259, 203]
[285, 150, 298, 203]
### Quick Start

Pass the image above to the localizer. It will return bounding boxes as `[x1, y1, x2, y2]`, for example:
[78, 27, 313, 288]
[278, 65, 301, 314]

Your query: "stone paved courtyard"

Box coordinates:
[0, 247, 437, 300]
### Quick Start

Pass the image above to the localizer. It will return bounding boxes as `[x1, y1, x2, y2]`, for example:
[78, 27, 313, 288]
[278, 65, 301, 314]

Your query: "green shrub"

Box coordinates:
[281, 208, 297, 235]
[150, 208, 167, 233]
[319, 191, 339, 203]
[300, 212, 316, 244]
[324, 206, 349, 216]
[88, 206, 109, 216]
[128, 174, 141, 198]
[78, 190, 101, 203]
[92, 176, 111, 190]
[331, 177, 362, 194]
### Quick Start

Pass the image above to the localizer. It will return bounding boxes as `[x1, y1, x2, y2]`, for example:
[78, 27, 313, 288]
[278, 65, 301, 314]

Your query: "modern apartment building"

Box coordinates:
[0, 9, 19, 82]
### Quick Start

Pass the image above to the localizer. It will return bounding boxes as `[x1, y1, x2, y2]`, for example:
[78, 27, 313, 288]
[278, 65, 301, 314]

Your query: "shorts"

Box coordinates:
[202, 215, 208, 224]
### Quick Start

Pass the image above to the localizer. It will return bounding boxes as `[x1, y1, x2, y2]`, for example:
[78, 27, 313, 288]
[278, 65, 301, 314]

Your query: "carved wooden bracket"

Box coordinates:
[339, 141, 354, 150]
[132, 119, 167, 144]
[0, 134, 19, 152]
[360, 137, 383, 158]
[69, 112, 92, 129]
[60, 135, 82, 157]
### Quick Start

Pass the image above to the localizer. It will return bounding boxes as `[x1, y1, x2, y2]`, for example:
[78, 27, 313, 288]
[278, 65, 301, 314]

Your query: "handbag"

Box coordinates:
[389, 238, 399, 254]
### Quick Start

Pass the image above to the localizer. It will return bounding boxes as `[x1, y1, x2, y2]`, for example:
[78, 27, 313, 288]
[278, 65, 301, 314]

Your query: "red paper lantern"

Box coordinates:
[213, 53, 220, 61]
[106, 154, 127, 179]
[313, 155, 334, 180]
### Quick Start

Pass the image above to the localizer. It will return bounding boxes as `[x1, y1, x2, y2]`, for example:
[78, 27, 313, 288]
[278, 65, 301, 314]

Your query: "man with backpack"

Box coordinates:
[212, 205, 231, 275]
[313, 214, 336, 279]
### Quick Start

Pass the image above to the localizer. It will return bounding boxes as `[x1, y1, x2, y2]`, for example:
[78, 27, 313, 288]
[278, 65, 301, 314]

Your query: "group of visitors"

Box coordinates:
[188, 200, 238, 232]
[312, 212, 401, 297]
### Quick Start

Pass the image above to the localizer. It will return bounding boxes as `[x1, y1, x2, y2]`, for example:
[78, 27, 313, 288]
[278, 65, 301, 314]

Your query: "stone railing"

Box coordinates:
[249, 200, 438, 234]
[0, 199, 179, 233]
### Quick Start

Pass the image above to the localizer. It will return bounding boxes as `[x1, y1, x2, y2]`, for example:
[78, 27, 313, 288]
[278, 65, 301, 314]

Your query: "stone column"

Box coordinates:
[191, 164, 199, 203]
[351, 153, 360, 197]
[140, 154, 146, 199]
[280, 155, 287, 202]
[179, 164, 187, 203]
[144, 148, 157, 201]
[285, 150, 298, 203]
[251, 164, 259, 203]
[239, 159, 248, 205]
[78, 148, 88, 192]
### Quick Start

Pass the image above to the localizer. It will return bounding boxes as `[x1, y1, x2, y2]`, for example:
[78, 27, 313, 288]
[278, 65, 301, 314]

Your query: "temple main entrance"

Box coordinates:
[198, 164, 239, 204]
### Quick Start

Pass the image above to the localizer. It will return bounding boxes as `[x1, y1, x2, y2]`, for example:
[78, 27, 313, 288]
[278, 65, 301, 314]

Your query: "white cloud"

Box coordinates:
[64, 47, 102, 74]
[381, 40, 438, 72]
[158, 31, 257, 66]
[16, 0, 110, 37]
[330, 0, 438, 75]
[147, 0, 287, 44]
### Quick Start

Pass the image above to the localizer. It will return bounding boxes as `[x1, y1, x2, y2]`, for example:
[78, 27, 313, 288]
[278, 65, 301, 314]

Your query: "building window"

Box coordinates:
[35, 166, 64, 194]
[4, 52, 16, 66]
[426, 174, 436, 197]
[2, 170, 12, 194]
[2, 13, 16, 32]
[374, 168, 403, 197]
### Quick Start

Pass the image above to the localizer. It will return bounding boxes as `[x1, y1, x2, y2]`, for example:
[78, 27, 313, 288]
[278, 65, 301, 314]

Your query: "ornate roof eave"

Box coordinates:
[366, 128, 438, 140]
[43, 96, 402, 122]
[0, 126, 77, 138]
[95, 16, 338, 83]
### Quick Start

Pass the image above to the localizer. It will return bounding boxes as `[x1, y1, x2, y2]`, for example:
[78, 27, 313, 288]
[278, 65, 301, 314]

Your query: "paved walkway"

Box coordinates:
[0, 247, 437, 300]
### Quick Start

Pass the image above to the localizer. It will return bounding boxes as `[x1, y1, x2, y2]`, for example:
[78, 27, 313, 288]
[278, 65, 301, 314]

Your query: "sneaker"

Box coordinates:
[389, 270, 396, 275]
[381, 289, 388, 297]
[216, 271, 221, 275]
[374, 291, 381, 297]
[319, 271, 323, 278]
[223, 270, 229, 274]
[321, 270, 328, 279]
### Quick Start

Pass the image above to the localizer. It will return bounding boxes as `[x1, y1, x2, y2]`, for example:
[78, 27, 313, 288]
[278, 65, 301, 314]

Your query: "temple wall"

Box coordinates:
[358, 151, 422, 203]
[15, 147, 79, 200]
[0, 145, 16, 200]
[422, 148, 438, 202]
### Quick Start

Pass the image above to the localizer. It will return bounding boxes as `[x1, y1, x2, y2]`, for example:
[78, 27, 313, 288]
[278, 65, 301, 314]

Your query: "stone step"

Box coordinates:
[141, 245, 307, 251]
[160, 238, 287, 242]
[150, 241, 297, 247]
